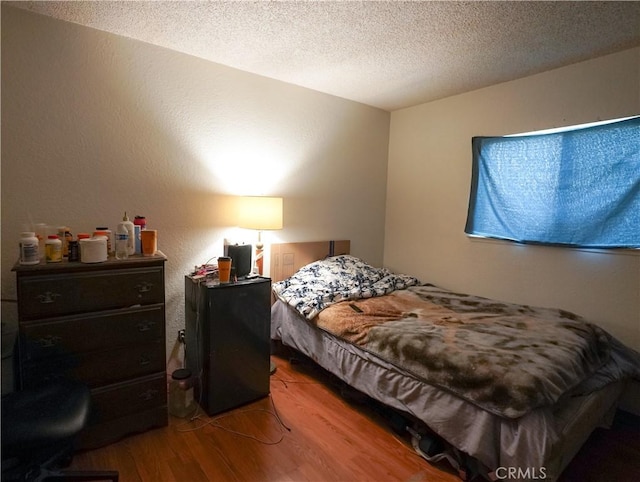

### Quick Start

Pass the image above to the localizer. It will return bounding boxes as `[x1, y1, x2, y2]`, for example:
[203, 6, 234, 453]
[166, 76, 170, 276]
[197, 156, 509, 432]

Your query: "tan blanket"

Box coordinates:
[316, 285, 611, 418]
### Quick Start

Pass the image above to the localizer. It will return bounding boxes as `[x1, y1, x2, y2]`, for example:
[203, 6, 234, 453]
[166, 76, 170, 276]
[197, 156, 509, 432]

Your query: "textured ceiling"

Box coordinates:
[7, 1, 640, 111]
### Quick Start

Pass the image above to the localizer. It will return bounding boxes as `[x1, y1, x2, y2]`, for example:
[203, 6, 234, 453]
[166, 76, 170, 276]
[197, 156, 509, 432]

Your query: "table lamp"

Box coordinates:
[237, 196, 283, 376]
[237, 196, 283, 276]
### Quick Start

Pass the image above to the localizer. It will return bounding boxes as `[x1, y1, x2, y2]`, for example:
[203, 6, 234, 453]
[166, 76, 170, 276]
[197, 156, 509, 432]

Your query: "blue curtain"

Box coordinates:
[465, 116, 640, 248]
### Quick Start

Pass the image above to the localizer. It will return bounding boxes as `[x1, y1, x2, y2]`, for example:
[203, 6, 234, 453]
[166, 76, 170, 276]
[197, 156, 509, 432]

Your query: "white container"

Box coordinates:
[19, 232, 40, 265]
[115, 222, 129, 260]
[120, 212, 135, 255]
[45, 235, 63, 263]
[94, 227, 113, 254]
[33, 223, 48, 260]
[79, 237, 108, 263]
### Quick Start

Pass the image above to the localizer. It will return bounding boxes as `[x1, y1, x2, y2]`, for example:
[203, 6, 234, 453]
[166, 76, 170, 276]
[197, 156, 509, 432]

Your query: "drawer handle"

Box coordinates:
[41, 373, 65, 383]
[135, 282, 154, 294]
[37, 335, 62, 347]
[37, 291, 61, 304]
[139, 389, 159, 401]
[138, 355, 151, 366]
[136, 320, 156, 332]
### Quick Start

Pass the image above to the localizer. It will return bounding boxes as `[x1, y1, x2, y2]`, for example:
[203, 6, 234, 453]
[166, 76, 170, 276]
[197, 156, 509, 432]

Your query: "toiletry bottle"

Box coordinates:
[115, 222, 129, 260]
[68, 240, 80, 262]
[120, 212, 136, 255]
[19, 232, 40, 265]
[45, 235, 63, 263]
[134, 216, 146, 230]
[95, 227, 113, 254]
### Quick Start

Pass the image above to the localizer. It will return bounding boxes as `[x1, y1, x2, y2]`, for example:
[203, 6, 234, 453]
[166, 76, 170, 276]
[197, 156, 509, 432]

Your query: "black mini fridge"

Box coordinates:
[184, 276, 271, 416]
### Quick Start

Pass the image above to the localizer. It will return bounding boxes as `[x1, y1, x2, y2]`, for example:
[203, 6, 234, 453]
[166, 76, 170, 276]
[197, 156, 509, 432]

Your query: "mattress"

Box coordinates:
[271, 299, 623, 481]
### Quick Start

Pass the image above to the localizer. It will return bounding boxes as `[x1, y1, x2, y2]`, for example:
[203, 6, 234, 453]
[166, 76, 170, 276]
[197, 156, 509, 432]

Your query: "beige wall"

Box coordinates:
[385, 47, 640, 352]
[3, 4, 638, 381]
[1, 6, 390, 357]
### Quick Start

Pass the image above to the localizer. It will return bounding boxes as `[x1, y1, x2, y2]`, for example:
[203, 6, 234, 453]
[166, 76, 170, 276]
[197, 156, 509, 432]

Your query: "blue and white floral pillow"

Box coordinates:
[272, 255, 420, 319]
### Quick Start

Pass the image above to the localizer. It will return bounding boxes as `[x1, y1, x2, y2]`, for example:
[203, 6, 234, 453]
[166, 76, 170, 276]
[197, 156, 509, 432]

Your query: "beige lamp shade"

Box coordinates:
[237, 196, 283, 231]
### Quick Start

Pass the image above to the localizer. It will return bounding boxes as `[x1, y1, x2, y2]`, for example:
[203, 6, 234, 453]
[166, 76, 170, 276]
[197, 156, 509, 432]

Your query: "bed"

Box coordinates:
[269, 241, 640, 481]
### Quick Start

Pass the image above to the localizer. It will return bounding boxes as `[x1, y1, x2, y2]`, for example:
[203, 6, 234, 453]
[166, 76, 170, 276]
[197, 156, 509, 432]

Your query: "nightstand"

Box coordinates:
[184, 276, 271, 416]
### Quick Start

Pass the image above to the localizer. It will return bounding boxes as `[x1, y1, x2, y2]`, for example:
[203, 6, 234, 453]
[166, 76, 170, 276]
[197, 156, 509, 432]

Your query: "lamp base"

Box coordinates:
[255, 241, 264, 276]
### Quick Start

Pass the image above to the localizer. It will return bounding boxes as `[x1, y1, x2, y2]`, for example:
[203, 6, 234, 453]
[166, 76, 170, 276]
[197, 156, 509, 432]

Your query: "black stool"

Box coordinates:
[1, 379, 119, 482]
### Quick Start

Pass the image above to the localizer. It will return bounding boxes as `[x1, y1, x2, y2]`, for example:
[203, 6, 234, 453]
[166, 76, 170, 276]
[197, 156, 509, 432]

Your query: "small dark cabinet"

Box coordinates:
[184, 276, 271, 416]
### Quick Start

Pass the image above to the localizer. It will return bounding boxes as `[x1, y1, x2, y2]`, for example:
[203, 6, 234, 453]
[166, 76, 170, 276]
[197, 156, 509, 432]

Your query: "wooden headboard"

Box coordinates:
[269, 240, 350, 282]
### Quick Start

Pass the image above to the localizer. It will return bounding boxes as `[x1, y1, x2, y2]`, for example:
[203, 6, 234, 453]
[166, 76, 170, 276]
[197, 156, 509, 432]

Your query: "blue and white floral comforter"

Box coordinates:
[272, 255, 421, 319]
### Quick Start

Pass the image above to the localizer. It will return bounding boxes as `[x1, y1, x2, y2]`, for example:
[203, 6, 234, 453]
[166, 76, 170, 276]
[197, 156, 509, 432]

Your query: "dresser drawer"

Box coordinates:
[17, 266, 165, 320]
[14, 256, 168, 448]
[89, 373, 167, 424]
[20, 304, 165, 362]
[80, 373, 168, 449]
[20, 340, 166, 389]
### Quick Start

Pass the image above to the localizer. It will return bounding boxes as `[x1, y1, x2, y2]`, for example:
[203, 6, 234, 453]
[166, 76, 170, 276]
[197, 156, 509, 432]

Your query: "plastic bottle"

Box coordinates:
[68, 240, 80, 262]
[95, 227, 113, 254]
[64, 230, 73, 257]
[19, 232, 40, 265]
[133, 216, 146, 254]
[34, 223, 48, 260]
[45, 235, 63, 263]
[115, 222, 129, 260]
[76, 233, 91, 260]
[56, 227, 73, 257]
[134, 216, 146, 230]
[133, 225, 140, 254]
[120, 212, 136, 255]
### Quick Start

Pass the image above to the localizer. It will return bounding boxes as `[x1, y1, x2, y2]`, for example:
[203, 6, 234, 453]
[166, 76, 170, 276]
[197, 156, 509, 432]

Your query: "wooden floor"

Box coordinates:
[69, 354, 640, 481]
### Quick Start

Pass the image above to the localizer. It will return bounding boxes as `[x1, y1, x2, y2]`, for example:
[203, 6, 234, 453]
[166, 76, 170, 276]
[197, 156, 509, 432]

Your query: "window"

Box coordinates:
[465, 116, 640, 249]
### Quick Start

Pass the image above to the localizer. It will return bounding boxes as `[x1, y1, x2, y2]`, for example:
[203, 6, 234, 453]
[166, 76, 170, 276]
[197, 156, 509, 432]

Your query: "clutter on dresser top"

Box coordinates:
[17, 212, 156, 265]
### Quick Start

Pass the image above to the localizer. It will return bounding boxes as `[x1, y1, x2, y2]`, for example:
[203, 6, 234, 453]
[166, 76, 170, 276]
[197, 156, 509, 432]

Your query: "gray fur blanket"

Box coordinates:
[316, 284, 635, 418]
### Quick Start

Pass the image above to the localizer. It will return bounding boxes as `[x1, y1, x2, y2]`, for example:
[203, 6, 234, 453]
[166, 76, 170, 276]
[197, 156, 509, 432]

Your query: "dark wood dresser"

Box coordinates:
[13, 255, 168, 448]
